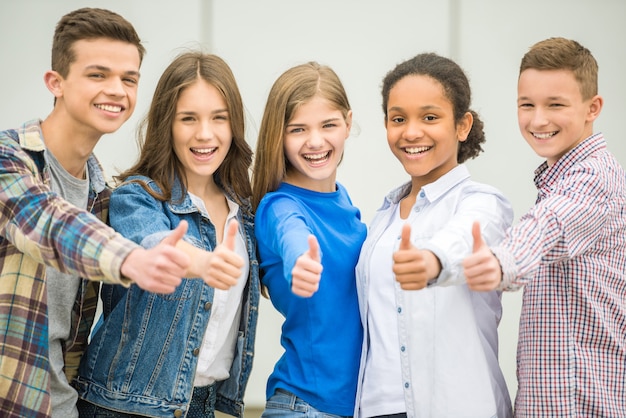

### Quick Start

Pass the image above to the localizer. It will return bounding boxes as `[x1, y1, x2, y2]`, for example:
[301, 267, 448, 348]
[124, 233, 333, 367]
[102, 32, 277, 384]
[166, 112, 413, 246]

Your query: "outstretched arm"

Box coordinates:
[120, 220, 191, 294]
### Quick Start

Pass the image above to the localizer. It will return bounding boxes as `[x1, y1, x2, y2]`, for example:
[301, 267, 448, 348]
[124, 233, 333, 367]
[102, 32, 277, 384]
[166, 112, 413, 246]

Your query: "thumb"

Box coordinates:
[162, 220, 188, 246]
[399, 223, 412, 250]
[471, 221, 485, 253]
[223, 219, 239, 251]
[307, 235, 321, 262]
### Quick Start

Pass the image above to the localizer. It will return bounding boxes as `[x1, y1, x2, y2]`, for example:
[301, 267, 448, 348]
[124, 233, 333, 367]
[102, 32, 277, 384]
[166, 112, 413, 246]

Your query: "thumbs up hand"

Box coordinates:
[463, 221, 502, 291]
[393, 224, 440, 291]
[200, 219, 244, 290]
[291, 235, 323, 297]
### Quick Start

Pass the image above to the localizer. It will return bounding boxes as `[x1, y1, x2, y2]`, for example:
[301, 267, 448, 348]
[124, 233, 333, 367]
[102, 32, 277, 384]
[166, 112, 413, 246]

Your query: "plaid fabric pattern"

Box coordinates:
[0, 119, 136, 418]
[494, 134, 626, 417]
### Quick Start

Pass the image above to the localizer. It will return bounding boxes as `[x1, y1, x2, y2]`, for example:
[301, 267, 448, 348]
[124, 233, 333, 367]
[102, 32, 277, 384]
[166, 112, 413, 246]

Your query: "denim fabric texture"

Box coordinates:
[74, 175, 259, 418]
[262, 389, 352, 418]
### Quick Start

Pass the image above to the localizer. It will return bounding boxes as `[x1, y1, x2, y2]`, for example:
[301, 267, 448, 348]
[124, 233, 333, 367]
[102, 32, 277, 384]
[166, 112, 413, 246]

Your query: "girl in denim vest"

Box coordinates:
[75, 51, 259, 418]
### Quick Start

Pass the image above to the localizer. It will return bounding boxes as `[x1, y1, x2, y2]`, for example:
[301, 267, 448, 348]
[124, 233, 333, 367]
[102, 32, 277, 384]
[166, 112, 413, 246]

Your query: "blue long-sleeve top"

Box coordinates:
[255, 182, 367, 415]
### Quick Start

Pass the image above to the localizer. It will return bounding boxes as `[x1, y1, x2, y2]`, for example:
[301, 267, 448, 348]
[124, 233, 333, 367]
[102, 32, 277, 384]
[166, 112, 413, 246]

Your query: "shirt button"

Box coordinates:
[193, 348, 200, 356]
[397, 307, 402, 314]
[204, 302, 212, 311]
[174, 410, 183, 417]
[401, 346, 406, 352]
[419, 191, 425, 198]
[404, 382, 410, 389]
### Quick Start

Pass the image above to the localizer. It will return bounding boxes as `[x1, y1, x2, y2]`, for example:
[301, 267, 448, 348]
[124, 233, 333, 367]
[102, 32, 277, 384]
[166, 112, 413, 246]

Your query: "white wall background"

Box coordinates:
[2, 0, 625, 410]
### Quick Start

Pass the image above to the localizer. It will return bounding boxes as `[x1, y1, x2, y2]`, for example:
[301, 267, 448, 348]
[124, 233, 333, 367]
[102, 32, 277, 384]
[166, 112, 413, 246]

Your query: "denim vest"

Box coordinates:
[74, 176, 259, 418]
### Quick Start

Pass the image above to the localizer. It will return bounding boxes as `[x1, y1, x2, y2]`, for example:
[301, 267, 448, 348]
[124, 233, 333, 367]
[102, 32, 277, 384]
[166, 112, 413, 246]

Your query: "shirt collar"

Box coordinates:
[534, 133, 605, 189]
[382, 164, 471, 207]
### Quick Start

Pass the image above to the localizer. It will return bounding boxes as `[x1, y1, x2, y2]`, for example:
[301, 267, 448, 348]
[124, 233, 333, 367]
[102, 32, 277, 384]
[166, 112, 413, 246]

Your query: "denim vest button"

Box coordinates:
[174, 410, 183, 417]
[193, 348, 200, 356]
[204, 302, 212, 311]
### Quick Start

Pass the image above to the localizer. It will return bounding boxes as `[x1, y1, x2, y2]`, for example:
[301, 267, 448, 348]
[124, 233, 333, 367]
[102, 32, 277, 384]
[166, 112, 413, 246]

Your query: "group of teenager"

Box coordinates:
[0, 6, 624, 418]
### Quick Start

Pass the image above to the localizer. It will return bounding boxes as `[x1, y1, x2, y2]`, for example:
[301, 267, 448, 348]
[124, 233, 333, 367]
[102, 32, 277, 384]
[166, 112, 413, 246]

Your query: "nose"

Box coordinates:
[529, 107, 549, 127]
[306, 129, 324, 148]
[196, 120, 214, 141]
[404, 119, 424, 141]
[103, 77, 127, 97]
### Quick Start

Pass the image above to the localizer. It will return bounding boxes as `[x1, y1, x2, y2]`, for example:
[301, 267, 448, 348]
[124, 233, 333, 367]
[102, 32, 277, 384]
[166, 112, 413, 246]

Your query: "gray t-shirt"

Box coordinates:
[44, 148, 89, 418]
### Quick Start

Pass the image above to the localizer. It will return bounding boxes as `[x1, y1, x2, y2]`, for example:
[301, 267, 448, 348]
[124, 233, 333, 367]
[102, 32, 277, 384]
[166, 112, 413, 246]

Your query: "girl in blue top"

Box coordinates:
[252, 62, 367, 417]
[75, 52, 259, 418]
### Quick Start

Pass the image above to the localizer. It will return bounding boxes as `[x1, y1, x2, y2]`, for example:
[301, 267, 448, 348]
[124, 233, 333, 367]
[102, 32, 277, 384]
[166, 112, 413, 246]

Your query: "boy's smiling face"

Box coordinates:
[517, 68, 602, 166]
[51, 38, 141, 139]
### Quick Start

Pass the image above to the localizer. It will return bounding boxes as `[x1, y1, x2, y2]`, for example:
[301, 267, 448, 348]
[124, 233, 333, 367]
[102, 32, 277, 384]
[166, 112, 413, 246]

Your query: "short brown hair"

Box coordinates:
[519, 37, 598, 100]
[51, 7, 145, 77]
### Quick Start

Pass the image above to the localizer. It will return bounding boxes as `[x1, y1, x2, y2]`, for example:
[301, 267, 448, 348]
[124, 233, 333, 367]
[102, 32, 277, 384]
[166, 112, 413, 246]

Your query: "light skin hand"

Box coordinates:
[291, 234, 323, 297]
[393, 223, 441, 290]
[182, 220, 245, 290]
[463, 221, 502, 291]
[120, 220, 191, 294]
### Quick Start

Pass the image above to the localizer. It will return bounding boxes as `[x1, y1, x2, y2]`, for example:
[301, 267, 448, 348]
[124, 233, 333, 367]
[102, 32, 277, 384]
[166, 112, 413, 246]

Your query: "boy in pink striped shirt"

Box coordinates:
[464, 37, 626, 417]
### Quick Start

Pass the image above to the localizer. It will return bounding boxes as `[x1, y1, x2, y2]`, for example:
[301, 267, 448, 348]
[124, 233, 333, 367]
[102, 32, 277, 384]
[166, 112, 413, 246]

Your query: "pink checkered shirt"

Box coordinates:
[493, 133, 626, 417]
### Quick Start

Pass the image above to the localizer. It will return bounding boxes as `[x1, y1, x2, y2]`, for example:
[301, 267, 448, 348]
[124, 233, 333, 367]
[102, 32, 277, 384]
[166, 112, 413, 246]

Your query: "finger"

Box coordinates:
[162, 220, 188, 246]
[471, 221, 485, 253]
[223, 219, 239, 251]
[399, 223, 412, 250]
[307, 235, 320, 262]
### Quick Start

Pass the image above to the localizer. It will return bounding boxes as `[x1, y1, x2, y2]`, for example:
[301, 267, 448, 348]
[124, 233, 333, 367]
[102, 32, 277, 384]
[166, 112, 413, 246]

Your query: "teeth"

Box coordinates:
[303, 151, 329, 161]
[533, 132, 557, 139]
[405, 146, 430, 154]
[95, 104, 122, 113]
[192, 148, 216, 154]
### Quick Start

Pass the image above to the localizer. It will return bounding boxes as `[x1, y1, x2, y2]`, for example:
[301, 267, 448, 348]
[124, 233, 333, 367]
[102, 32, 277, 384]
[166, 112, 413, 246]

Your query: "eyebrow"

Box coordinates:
[286, 117, 342, 127]
[176, 108, 229, 116]
[85, 64, 140, 78]
[388, 105, 442, 112]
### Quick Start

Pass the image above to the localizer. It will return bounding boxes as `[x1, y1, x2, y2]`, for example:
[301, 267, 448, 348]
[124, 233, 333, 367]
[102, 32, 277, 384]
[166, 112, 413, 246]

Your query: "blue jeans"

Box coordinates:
[261, 389, 352, 418]
[77, 385, 216, 418]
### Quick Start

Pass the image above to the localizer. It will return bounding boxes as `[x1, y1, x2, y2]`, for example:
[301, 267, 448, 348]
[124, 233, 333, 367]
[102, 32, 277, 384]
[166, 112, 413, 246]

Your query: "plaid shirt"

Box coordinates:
[494, 134, 626, 417]
[0, 119, 137, 418]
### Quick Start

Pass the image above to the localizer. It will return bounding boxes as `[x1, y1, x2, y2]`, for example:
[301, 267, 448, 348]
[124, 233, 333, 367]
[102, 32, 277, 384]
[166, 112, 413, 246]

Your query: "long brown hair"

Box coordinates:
[252, 61, 351, 210]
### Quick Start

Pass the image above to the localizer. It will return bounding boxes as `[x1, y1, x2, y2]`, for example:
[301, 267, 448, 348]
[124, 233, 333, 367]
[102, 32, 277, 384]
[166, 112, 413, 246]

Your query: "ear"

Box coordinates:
[586, 94, 603, 123]
[43, 70, 64, 99]
[345, 109, 353, 136]
[456, 111, 473, 142]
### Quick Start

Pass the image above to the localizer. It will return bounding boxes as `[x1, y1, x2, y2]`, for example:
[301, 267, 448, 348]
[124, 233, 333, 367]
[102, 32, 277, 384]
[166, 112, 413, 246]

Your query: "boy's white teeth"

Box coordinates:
[96, 104, 122, 113]
[303, 151, 329, 161]
[405, 146, 430, 154]
[192, 147, 216, 154]
[533, 131, 557, 139]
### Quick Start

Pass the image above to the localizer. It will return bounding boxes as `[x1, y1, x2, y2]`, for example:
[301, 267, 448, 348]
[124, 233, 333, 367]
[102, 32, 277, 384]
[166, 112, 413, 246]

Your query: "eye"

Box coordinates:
[424, 115, 437, 122]
[286, 126, 305, 134]
[88, 73, 105, 79]
[180, 115, 196, 122]
[518, 102, 534, 109]
[323, 122, 338, 129]
[123, 77, 138, 85]
[390, 116, 405, 123]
